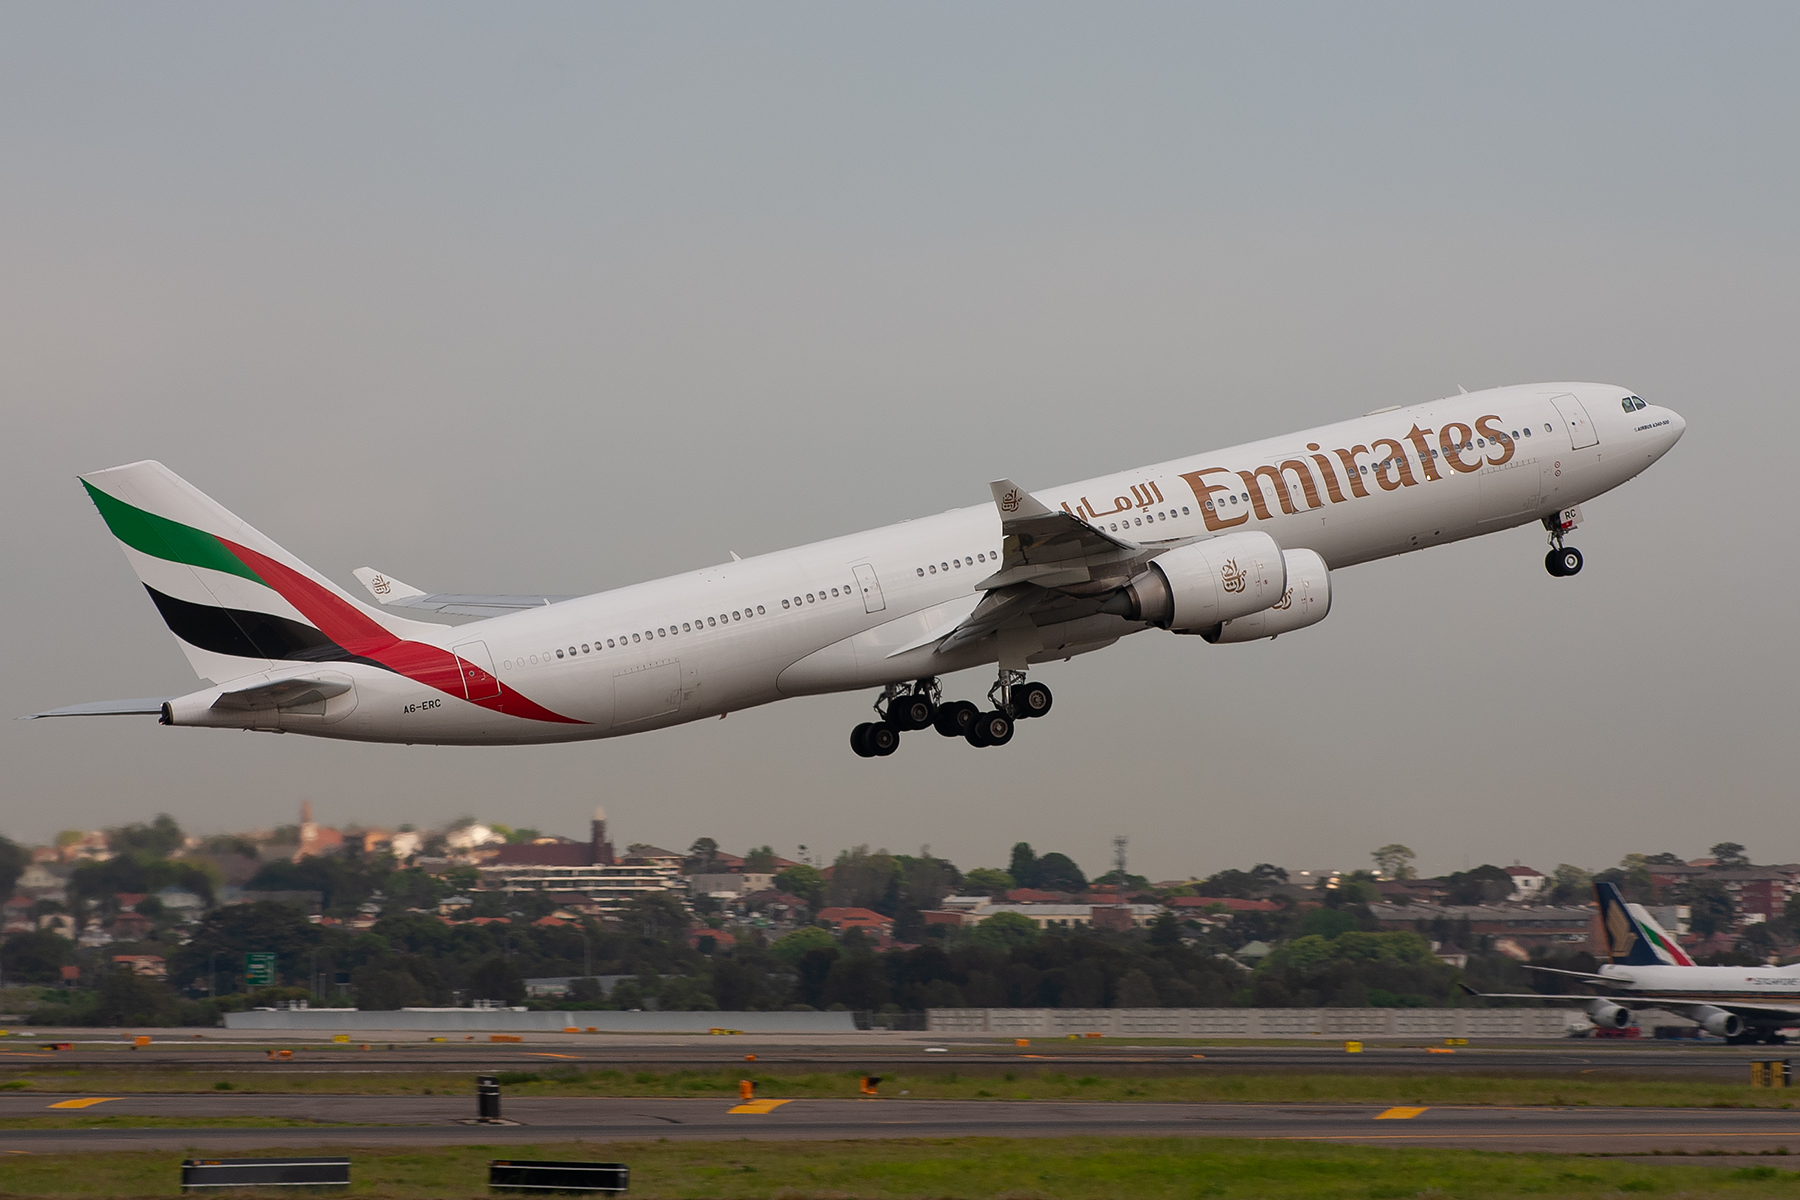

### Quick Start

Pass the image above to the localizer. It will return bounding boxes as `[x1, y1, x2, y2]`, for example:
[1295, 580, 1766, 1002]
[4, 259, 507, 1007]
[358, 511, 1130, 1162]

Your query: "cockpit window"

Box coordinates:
[1622, 395, 1647, 412]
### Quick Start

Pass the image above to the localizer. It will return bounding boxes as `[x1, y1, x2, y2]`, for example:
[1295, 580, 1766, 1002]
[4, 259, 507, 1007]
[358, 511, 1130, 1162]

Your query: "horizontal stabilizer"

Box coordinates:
[354, 567, 575, 618]
[27, 697, 173, 719]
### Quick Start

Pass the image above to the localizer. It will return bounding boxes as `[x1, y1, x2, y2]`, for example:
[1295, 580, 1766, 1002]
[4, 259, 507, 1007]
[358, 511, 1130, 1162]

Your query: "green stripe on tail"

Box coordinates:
[81, 480, 265, 584]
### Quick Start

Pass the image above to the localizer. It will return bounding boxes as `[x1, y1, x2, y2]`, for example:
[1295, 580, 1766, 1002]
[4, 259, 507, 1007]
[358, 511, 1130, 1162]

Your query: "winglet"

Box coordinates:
[353, 568, 427, 606]
[989, 479, 1056, 519]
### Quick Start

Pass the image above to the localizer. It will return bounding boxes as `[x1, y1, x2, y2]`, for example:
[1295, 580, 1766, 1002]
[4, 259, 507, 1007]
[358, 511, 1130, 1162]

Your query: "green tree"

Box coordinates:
[1199, 869, 1264, 898]
[1546, 864, 1592, 905]
[1032, 853, 1087, 893]
[773, 865, 825, 908]
[826, 846, 903, 912]
[1710, 842, 1749, 868]
[685, 837, 720, 874]
[1442, 865, 1514, 905]
[769, 926, 835, 964]
[0, 836, 27, 900]
[504, 828, 541, 845]
[1148, 910, 1182, 947]
[966, 911, 1039, 949]
[1008, 843, 1039, 888]
[1116, 968, 1160, 1007]
[109, 814, 184, 859]
[1, 930, 72, 982]
[1679, 878, 1735, 936]
[1371, 844, 1416, 880]
[962, 868, 1015, 896]
[466, 955, 525, 1006]
[168, 901, 319, 991]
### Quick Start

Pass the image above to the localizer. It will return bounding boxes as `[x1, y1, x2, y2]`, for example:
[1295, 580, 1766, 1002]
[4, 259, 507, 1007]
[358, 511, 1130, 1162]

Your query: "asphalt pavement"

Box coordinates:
[0, 1033, 1772, 1079]
[6, 1092, 1800, 1155]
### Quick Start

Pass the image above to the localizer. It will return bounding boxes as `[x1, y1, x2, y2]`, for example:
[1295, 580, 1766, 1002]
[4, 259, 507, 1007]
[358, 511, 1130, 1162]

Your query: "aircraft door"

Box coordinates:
[853, 563, 886, 613]
[1548, 393, 1599, 449]
[451, 641, 501, 701]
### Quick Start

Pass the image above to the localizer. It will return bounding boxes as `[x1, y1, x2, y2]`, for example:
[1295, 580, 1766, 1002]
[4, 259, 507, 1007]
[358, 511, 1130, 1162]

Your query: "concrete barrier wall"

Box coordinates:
[927, 1008, 1588, 1039]
[224, 1009, 859, 1033]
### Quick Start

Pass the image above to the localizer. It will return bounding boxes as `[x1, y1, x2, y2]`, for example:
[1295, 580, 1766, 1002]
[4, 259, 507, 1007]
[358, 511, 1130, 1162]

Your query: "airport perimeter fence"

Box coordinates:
[925, 1007, 1589, 1039]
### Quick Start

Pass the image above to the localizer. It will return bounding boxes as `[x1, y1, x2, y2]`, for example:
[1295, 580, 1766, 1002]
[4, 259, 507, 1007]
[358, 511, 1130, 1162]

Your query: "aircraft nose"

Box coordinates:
[1664, 408, 1687, 443]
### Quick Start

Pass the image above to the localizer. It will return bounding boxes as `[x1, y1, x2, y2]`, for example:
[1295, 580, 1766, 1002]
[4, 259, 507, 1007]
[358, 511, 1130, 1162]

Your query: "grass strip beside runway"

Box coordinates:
[1, 1136, 1797, 1198]
[6, 1066, 1799, 1109]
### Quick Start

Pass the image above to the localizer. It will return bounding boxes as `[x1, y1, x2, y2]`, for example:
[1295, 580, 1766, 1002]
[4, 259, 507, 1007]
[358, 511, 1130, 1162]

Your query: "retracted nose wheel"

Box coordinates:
[966, 710, 1014, 747]
[1010, 682, 1053, 718]
[1545, 547, 1583, 577]
[934, 700, 980, 738]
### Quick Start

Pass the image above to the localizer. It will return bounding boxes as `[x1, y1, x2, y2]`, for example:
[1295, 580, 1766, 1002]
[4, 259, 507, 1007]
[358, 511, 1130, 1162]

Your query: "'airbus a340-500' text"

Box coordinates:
[33, 383, 1683, 755]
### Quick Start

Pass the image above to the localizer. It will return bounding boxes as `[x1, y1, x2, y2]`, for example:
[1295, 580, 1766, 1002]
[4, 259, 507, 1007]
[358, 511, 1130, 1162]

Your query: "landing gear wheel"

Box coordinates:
[1546, 547, 1583, 577]
[967, 710, 1014, 747]
[934, 700, 980, 738]
[889, 693, 935, 731]
[850, 723, 877, 758]
[1011, 682, 1053, 719]
[865, 723, 900, 756]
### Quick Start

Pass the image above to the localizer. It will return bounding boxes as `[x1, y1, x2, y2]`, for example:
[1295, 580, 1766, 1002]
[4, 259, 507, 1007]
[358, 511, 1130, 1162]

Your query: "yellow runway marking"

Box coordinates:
[0, 1052, 53, 1058]
[47, 1097, 119, 1110]
[525, 1052, 582, 1059]
[728, 1099, 792, 1114]
[1375, 1107, 1428, 1120]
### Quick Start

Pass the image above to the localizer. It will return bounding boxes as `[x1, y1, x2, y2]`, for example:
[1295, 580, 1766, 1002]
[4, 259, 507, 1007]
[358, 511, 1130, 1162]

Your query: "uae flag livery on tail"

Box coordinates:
[78, 461, 579, 724]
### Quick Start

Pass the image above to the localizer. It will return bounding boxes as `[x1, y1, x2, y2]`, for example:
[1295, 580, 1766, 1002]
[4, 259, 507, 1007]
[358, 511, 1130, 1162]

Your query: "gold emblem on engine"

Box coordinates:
[1220, 558, 1247, 594]
[1272, 587, 1293, 611]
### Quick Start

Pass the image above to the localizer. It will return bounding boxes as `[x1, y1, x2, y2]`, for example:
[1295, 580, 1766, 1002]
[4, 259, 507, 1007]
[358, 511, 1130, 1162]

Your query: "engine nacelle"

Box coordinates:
[1202, 549, 1332, 643]
[1690, 1005, 1743, 1039]
[1586, 999, 1631, 1029]
[1104, 531, 1285, 633]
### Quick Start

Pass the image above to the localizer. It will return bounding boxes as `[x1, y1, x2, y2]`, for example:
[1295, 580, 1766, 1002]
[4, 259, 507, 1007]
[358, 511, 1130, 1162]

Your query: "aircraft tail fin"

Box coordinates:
[79, 460, 447, 683]
[1595, 881, 1695, 966]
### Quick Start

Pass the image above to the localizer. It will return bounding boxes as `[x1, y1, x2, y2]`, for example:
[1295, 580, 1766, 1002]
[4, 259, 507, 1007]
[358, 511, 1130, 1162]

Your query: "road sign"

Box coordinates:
[244, 953, 277, 987]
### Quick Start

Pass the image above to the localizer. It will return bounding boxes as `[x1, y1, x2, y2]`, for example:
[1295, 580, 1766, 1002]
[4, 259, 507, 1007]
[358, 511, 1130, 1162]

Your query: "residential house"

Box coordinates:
[111, 954, 167, 978]
[1505, 865, 1546, 900]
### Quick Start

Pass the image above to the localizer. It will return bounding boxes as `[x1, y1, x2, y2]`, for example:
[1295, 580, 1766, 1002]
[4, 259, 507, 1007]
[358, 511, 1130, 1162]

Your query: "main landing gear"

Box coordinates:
[1544, 513, 1584, 577]
[849, 674, 1054, 757]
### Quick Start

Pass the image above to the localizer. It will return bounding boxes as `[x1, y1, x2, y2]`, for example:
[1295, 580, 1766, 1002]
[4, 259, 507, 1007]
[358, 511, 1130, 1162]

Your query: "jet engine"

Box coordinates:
[1586, 999, 1631, 1029]
[1102, 531, 1285, 633]
[1202, 549, 1332, 643]
[1689, 1005, 1743, 1039]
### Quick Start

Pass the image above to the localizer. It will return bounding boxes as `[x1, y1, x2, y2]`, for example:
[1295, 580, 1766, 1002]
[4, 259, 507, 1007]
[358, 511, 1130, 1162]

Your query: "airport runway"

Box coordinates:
[5, 1092, 1800, 1155]
[0, 1032, 1772, 1079]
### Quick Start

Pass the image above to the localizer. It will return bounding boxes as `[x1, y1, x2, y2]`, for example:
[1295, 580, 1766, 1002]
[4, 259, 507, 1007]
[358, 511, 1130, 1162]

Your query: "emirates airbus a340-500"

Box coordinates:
[34, 382, 1683, 754]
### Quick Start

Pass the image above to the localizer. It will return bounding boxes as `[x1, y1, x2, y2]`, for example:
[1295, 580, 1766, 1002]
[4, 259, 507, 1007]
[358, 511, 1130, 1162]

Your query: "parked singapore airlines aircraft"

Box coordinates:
[33, 382, 1682, 755]
[1465, 883, 1800, 1045]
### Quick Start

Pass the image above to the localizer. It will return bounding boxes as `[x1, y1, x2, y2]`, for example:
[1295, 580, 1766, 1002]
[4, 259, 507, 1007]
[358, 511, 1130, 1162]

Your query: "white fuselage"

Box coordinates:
[1598, 964, 1800, 1006]
[232, 381, 1684, 744]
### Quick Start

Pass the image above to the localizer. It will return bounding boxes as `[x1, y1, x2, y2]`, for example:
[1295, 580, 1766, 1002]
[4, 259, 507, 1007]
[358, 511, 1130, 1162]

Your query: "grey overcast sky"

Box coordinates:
[3, 4, 1796, 881]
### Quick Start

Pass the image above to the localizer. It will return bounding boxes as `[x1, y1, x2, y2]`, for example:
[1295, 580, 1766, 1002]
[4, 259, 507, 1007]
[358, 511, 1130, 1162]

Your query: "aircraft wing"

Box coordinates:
[905, 480, 1163, 658]
[1461, 985, 1800, 1024]
[353, 568, 577, 617]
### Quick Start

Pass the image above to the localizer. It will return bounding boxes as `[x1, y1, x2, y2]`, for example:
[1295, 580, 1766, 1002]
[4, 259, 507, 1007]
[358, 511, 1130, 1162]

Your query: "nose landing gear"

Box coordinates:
[1543, 510, 1584, 577]
[848, 674, 1055, 755]
[1545, 546, 1584, 577]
